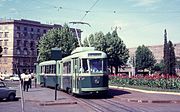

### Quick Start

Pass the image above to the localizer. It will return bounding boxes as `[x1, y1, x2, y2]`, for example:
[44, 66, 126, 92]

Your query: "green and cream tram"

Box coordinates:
[36, 47, 109, 95]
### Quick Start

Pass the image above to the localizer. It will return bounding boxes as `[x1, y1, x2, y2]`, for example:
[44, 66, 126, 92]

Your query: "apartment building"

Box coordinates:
[0, 19, 81, 75]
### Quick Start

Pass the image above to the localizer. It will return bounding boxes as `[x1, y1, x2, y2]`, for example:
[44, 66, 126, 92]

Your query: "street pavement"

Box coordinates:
[1, 81, 180, 112]
[14, 84, 180, 105]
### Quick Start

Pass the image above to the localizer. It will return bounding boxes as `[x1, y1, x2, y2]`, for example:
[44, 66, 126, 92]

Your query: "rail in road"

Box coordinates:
[74, 96, 147, 112]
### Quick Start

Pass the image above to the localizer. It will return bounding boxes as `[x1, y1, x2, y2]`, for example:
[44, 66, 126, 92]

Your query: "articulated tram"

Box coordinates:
[36, 47, 109, 95]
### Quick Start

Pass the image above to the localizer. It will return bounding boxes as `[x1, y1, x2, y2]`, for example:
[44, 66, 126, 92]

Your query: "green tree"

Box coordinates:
[152, 60, 164, 73]
[38, 24, 79, 62]
[0, 46, 2, 57]
[84, 30, 129, 74]
[163, 29, 176, 75]
[168, 41, 176, 75]
[163, 29, 169, 75]
[135, 45, 156, 72]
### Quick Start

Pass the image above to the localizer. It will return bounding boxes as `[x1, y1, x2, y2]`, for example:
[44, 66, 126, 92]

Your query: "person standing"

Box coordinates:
[23, 72, 30, 92]
[28, 73, 32, 88]
[20, 72, 25, 87]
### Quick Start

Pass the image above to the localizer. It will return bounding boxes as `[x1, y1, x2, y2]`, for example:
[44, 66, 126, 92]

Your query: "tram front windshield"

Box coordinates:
[81, 59, 107, 73]
[89, 59, 103, 73]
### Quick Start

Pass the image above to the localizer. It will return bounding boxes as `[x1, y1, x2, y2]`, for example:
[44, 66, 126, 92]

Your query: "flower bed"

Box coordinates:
[109, 74, 180, 90]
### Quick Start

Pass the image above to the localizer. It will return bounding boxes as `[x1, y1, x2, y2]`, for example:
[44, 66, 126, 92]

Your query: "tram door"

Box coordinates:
[72, 58, 80, 93]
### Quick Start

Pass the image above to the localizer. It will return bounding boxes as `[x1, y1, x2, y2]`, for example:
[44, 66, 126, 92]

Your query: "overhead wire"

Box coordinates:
[80, 0, 100, 21]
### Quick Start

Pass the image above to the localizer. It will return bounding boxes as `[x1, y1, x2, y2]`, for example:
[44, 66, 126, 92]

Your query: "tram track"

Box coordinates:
[73, 96, 147, 112]
[101, 99, 147, 112]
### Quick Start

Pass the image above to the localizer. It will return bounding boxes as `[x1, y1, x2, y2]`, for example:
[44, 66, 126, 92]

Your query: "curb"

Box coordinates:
[114, 96, 180, 104]
[25, 99, 78, 106]
[110, 86, 180, 96]
[110, 86, 180, 104]
[39, 101, 77, 106]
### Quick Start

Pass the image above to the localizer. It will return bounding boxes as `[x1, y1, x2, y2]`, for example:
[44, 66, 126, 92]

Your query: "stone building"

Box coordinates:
[128, 43, 180, 75]
[0, 19, 81, 75]
[128, 43, 180, 63]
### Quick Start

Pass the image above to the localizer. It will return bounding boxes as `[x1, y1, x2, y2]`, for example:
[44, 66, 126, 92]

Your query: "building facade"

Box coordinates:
[0, 19, 81, 75]
[128, 43, 180, 63]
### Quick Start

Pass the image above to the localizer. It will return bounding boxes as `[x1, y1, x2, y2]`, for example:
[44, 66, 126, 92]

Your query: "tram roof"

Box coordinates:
[39, 60, 56, 66]
[62, 48, 107, 61]
[71, 47, 95, 54]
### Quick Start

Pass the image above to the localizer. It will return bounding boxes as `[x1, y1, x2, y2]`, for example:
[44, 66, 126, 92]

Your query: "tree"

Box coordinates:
[0, 46, 2, 57]
[135, 45, 156, 72]
[152, 60, 164, 73]
[163, 29, 176, 75]
[84, 30, 129, 74]
[163, 29, 169, 75]
[168, 41, 176, 75]
[38, 24, 79, 62]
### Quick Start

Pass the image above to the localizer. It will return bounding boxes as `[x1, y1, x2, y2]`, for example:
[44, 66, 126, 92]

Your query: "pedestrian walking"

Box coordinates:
[28, 73, 33, 88]
[23, 72, 31, 92]
[20, 72, 25, 88]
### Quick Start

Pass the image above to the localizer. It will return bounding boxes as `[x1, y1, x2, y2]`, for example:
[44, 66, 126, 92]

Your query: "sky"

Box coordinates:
[0, 0, 180, 48]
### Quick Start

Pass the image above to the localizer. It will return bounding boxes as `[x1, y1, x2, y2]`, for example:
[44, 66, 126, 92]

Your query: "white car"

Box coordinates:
[10, 75, 20, 81]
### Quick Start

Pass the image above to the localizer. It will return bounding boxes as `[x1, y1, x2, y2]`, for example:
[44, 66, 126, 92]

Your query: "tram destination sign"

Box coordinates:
[88, 53, 101, 57]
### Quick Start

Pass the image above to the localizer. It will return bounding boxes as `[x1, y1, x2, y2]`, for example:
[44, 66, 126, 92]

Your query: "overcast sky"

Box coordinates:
[0, 0, 180, 48]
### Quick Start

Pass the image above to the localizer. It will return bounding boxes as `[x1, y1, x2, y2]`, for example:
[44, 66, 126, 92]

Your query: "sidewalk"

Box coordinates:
[110, 86, 180, 103]
[16, 86, 77, 106]
[15, 84, 180, 105]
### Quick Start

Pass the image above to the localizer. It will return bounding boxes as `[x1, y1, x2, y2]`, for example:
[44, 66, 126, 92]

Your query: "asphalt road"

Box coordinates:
[0, 80, 180, 112]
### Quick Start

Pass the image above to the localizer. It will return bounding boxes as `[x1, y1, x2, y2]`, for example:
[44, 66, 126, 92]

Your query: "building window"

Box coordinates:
[16, 40, 21, 46]
[17, 26, 20, 31]
[30, 41, 34, 48]
[23, 32, 27, 37]
[24, 27, 27, 31]
[31, 48, 34, 55]
[24, 41, 28, 47]
[0, 32, 3, 38]
[37, 34, 41, 40]
[4, 40, 8, 46]
[17, 32, 21, 38]
[37, 29, 40, 33]
[43, 29, 46, 33]
[4, 32, 9, 38]
[4, 47, 8, 54]
[16, 48, 21, 55]
[23, 49, 28, 55]
[30, 33, 34, 39]
[31, 28, 34, 32]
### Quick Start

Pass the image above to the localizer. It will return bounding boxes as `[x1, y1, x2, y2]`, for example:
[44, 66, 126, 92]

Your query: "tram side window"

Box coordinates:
[63, 62, 71, 74]
[81, 59, 88, 73]
[52, 65, 56, 74]
[45, 66, 48, 74]
[41, 66, 45, 74]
